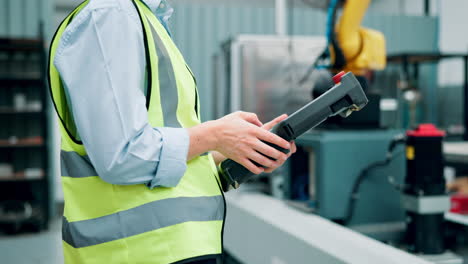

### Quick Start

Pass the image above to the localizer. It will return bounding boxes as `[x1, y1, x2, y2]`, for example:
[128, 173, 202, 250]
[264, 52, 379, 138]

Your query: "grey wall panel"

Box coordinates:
[0, 0, 52, 39]
[170, 3, 278, 120]
[438, 85, 463, 130]
[0, 1, 6, 36]
[11, 0, 22, 37]
[169, 3, 438, 120]
[24, 0, 40, 37]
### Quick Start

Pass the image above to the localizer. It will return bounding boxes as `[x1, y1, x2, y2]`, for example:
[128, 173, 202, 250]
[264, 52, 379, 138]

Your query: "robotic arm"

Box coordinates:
[334, 0, 386, 74]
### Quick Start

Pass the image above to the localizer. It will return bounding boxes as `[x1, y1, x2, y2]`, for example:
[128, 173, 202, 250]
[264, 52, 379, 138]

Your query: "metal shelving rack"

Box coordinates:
[0, 37, 50, 233]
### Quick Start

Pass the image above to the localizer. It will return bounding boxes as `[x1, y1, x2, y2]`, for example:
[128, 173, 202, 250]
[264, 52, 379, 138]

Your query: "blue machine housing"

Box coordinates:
[294, 130, 406, 228]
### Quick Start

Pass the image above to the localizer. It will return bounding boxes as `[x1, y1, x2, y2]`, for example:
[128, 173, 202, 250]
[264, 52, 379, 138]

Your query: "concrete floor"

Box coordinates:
[0, 218, 63, 264]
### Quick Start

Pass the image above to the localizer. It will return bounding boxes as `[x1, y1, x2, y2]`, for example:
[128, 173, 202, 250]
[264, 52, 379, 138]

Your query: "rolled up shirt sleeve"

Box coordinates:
[149, 127, 189, 188]
[53, 1, 188, 188]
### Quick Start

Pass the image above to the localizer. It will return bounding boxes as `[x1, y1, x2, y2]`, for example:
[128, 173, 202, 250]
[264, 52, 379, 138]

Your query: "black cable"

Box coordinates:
[388, 172, 406, 192]
[342, 134, 406, 225]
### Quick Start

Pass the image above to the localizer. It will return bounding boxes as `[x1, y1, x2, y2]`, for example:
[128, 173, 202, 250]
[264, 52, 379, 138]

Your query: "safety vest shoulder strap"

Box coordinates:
[48, 0, 158, 150]
[48, 0, 89, 151]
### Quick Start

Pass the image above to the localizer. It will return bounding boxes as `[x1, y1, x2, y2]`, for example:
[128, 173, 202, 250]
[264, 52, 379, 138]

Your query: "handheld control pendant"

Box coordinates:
[218, 72, 369, 192]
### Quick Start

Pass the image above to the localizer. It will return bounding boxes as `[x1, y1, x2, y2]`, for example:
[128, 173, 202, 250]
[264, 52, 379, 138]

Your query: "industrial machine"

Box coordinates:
[214, 0, 466, 263]
[213, 0, 400, 244]
[293, 130, 406, 228]
[403, 124, 450, 254]
[213, 35, 398, 127]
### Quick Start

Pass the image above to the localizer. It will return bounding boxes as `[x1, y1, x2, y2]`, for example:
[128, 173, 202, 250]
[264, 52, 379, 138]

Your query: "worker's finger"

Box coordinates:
[238, 157, 264, 175]
[252, 139, 289, 161]
[254, 128, 290, 150]
[264, 159, 286, 173]
[262, 114, 288, 131]
[239, 111, 263, 127]
[248, 151, 275, 168]
[264, 155, 287, 173]
[288, 141, 297, 157]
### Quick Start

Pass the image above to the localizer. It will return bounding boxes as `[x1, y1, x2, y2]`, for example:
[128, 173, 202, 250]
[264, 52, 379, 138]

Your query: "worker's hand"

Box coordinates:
[213, 111, 291, 175]
[447, 177, 468, 195]
[261, 114, 297, 173]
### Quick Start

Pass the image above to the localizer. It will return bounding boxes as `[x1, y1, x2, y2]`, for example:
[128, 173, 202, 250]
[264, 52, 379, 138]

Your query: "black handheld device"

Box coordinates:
[218, 72, 369, 192]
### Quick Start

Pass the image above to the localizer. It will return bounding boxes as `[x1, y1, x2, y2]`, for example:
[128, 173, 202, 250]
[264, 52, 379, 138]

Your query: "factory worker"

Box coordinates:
[48, 0, 296, 263]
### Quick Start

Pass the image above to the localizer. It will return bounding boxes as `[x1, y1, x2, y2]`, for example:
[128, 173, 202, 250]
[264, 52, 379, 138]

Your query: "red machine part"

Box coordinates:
[332, 71, 346, 84]
[406, 124, 446, 138]
[451, 194, 468, 215]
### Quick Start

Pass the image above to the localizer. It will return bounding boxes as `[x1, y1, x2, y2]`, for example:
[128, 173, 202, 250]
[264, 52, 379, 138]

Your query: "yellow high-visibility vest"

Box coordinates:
[48, 1, 225, 263]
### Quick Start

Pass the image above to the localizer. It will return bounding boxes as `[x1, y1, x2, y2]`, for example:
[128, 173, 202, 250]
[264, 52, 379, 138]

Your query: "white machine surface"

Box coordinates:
[444, 142, 468, 164]
[445, 212, 468, 226]
[224, 191, 433, 264]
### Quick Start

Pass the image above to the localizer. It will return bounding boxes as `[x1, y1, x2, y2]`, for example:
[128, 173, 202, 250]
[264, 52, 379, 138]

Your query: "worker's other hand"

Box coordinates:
[261, 114, 297, 173]
[447, 177, 468, 195]
[213, 111, 291, 175]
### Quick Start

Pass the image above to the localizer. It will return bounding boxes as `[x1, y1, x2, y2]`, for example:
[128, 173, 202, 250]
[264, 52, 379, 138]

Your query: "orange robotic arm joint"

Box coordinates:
[335, 0, 386, 73]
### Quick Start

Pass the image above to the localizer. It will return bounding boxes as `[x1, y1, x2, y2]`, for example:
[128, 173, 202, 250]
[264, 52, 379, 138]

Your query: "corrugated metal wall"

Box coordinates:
[0, 0, 53, 39]
[169, 3, 439, 121]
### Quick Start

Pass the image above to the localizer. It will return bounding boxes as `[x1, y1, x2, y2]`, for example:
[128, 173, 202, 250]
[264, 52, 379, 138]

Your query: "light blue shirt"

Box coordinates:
[54, 0, 189, 188]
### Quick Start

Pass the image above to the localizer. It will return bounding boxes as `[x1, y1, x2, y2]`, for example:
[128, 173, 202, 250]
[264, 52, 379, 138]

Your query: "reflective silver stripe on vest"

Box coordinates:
[61, 151, 98, 178]
[150, 24, 181, 128]
[63, 195, 224, 248]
